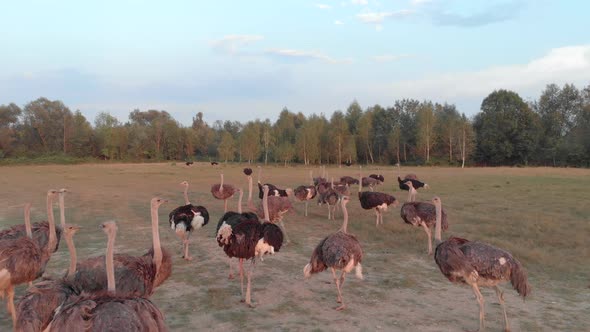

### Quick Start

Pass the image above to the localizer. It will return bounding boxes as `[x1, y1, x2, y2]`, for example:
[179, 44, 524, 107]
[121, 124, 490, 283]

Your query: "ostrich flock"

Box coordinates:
[0, 165, 531, 331]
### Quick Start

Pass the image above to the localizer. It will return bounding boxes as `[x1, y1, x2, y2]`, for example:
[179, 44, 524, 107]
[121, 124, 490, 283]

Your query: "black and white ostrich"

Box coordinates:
[400, 181, 448, 254]
[169, 181, 210, 260]
[256, 166, 293, 199]
[397, 173, 429, 191]
[215, 187, 249, 279]
[217, 185, 284, 307]
[368, 174, 385, 182]
[304, 196, 363, 310]
[432, 196, 530, 332]
[294, 170, 318, 217]
[357, 167, 398, 226]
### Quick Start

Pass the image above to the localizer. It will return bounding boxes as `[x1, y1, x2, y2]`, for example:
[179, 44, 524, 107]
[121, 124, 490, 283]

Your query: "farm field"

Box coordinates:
[0, 163, 589, 331]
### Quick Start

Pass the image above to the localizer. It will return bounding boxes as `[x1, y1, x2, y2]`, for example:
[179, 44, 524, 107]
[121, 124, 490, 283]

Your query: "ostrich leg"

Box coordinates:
[375, 210, 379, 227]
[420, 222, 433, 255]
[7, 286, 16, 328]
[245, 261, 256, 307]
[224, 199, 228, 213]
[228, 258, 234, 279]
[494, 286, 511, 332]
[470, 283, 485, 332]
[304, 201, 308, 217]
[182, 233, 192, 261]
[239, 258, 244, 298]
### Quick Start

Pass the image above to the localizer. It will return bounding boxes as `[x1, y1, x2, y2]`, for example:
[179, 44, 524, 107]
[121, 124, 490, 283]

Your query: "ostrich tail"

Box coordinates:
[355, 263, 364, 280]
[511, 260, 531, 299]
[303, 263, 312, 279]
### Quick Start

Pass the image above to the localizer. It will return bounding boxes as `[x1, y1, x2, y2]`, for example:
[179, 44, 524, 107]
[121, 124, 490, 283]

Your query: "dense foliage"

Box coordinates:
[1, 83, 589, 166]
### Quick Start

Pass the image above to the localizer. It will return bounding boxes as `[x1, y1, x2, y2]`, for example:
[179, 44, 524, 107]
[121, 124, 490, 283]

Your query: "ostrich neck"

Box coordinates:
[46, 194, 57, 253]
[183, 185, 190, 205]
[106, 229, 116, 293]
[434, 202, 442, 244]
[24, 204, 32, 238]
[247, 176, 253, 204]
[220, 174, 224, 191]
[59, 194, 66, 229]
[257, 167, 261, 183]
[238, 190, 243, 213]
[340, 202, 349, 233]
[151, 204, 163, 273]
[262, 189, 270, 222]
[65, 234, 77, 278]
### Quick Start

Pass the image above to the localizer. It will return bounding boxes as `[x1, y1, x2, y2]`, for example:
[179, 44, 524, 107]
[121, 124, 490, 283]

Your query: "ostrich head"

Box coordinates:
[285, 188, 294, 197]
[151, 197, 168, 209]
[100, 220, 118, 235]
[180, 180, 189, 187]
[59, 188, 68, 194]
[341, 195, 350, 206]
[431, 196, 441, 206]
[63, 224, 81, 236]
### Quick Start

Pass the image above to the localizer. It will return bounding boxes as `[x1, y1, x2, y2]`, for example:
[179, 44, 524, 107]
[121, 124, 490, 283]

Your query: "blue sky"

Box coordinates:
[1, 0, 589, 126]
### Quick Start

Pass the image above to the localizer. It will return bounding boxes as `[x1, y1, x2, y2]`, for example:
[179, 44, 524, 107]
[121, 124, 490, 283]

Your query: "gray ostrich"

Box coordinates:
[211, 173, 237, 212]
[303, 196, 364, 311]
[433, 196, 531, 332]
[400, 181, 448, 255]
[293, 170, 318, 217]
[256, 186, 294, 244]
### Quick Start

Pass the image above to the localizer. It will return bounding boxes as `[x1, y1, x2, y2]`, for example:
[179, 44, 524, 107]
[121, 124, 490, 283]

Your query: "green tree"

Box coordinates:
[21, 97, 73, 153]
[0, 103, 22, 157]
[474, 90, 541, 165]
[329, 111, 349, 166]
[218, 131, 236, 162]
[240, 121, 262, 163]
[68, 110, 94, 157]
[416, 101, 436, 163]
[357, 109, 374, 163]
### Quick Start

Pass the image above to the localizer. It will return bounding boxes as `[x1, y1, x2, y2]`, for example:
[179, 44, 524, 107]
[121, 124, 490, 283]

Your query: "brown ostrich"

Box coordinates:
[293, 170, 317, 217]
[15, 224, 81, 332]
[400, 182, 448, 255]
[44, 221, 167, 332]
[433, 197, 531, 332]
[256, 186, 294, 244]
[318, 178, 340, 221]
[303, 196, 364, 311]
[0, 201, 53, 328]
[211, 173, 237, 212]
[70, 197, 172, 297]
[357, 167, 398, 226]
[217, 185, 284, 307]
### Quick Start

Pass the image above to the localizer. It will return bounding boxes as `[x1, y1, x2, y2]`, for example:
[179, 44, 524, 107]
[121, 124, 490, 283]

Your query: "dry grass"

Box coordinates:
[0, 163, 589, 331]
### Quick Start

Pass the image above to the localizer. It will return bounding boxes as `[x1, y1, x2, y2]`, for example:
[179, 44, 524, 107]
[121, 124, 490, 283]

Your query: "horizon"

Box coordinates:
[1, 0, 589, 126]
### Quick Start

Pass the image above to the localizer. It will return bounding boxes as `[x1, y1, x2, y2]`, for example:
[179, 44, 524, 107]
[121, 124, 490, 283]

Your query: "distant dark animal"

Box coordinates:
[211, 161, 219, 166]
[304, 196, 363, 311]
[339, 176, 359, 186]
[343, 160, 352, 167]
[211, 173, 237, 212]
[97, 154, 110, 160]
[357, 167, 398, 226]
[397, 176, 429, 191]
[368, 174, 385, 182]
[400, 184, 448, 254]
[169, 181, 209, 260]
[243, 168, 253, 176]
[217, 185, 283, 307]
[15, 224, 80, 332]
[432, 197, 530, 332]
[44, 221, 167, 332]
[70, 198, 172, 297]
[185, 161, 193, 166]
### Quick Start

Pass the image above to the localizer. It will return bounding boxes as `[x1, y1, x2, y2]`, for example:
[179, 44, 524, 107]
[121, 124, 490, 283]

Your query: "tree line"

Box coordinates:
[1, 83, 589, 167]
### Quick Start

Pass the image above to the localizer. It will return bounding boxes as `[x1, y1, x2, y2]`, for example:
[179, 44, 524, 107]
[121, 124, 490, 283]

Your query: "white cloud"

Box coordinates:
[372, 54, 412, 62]
[210, 35, 264, 54]
[315, 3, 332, 9]
[334, 20, 344, 25]
[351, 0, 368, 5]
[357, 10, 414, 23]
[410, 0, 432, 5]
[382, 45, 590, 101]
[266, 49, 353, 64]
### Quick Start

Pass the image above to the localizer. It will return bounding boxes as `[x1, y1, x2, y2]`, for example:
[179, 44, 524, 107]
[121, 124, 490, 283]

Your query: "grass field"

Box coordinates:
[0, 163, 589, 331]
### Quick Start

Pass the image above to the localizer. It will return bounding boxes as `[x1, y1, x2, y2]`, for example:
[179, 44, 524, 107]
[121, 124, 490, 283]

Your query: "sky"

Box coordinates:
[1, 0, 589, 126]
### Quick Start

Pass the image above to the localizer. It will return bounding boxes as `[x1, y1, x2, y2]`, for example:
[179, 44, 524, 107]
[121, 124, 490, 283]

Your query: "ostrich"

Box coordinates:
[70, 197, 172, 297]
[185, 161, 193, 166]
[303, 196, 363, 311]
[357, 167, 398, 226]
[216, 188, 249, 279]
[397, 174, 429, 191]
[400, 182, 448, 255]
[339, 176, 359, 186]
[44, 221, 167, 332]
[257, 182, 292, 198]
[368, 174, 385, 182]
[432, 196, 530, 332]
[293, 171, 317, 217]
[15, 224, 81, 332]
[361, 175, 382, 191]
[211, 161, 219, 166]
[256, 186, 294, 244]
[0, 202, 49, 328]
[168, 181, 210, 261]
[218, 185, 284, 307]
[318, 179, 340, 221]
[211, 173, 237, 212]
[243, 168, 255, 210]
